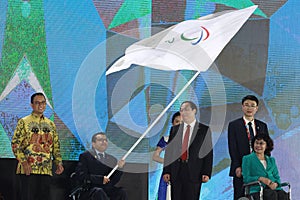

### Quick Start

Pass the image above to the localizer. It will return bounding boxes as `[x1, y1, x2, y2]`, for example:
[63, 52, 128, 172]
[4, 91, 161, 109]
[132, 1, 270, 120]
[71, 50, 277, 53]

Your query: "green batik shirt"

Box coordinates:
[11, 113, 63, 176]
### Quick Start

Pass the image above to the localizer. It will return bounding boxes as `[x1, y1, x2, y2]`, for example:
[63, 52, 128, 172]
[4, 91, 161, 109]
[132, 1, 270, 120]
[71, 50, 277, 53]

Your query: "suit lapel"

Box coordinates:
[265, 156, 272, 171]
[177, 124, 184, 145]
[170, 124, 184, 157]
[253, 153, 264, 169]
[190, 122, 199, 144]
[88, 149, 99, 161]
[252, 153, 268, 174]
[238, 118, 249, 142]
[254, 119, 262, 133]
[239, 118, 247, 133]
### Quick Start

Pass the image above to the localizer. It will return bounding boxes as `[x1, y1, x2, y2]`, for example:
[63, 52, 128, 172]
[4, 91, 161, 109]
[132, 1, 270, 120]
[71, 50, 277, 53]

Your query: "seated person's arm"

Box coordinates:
[107, 158, 124, 186]
[76, 154, 106, 186]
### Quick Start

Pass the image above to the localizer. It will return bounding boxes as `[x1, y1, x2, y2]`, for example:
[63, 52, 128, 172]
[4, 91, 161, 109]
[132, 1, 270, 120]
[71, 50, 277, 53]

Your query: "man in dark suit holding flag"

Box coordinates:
[75, 132, 128, 200]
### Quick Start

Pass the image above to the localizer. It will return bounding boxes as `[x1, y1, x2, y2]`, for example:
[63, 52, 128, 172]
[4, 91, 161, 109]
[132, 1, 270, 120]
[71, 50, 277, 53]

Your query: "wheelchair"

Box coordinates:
[68, 172, 91, 200]
[239, 181, 291, 200]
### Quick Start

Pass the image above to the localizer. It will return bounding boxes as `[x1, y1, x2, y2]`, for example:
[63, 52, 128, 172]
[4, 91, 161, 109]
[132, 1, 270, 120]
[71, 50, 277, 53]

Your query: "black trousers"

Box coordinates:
[170, 162, 202, 200]
[233, 176, 244, 200]
[18, 174, 51, 200]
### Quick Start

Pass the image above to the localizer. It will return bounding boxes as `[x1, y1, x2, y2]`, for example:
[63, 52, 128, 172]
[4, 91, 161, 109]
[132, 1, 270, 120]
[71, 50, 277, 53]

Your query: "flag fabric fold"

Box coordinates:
[106, 5, 258, 75]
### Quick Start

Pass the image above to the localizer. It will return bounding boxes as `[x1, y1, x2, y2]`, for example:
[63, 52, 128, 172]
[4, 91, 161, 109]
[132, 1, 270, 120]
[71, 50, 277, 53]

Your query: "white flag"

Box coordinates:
[106, 5, 257, 75]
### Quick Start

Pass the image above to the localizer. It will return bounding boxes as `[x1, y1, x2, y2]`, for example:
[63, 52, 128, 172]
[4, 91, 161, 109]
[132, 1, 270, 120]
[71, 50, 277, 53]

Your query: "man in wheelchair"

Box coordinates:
[71, 132, 128, 200]
[242, 134, 289, 200]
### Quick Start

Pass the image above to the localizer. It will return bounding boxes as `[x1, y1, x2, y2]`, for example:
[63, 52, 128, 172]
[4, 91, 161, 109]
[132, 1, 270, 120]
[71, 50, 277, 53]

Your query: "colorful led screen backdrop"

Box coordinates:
[0, 0, 299, 199]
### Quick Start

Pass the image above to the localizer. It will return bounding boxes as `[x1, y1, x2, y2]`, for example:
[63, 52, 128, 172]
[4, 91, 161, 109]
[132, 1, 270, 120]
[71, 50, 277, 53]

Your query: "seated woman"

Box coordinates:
[242, 134, 288, 200]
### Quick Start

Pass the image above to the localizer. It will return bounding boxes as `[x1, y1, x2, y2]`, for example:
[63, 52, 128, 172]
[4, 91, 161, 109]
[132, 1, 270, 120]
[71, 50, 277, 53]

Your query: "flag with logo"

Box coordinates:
[106, 5, 258, 178]
[106, 5, 257, 75]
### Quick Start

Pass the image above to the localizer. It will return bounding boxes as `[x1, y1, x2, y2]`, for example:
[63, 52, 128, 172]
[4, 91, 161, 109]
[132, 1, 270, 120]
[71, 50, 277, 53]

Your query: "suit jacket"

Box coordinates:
[162, 122, 213, 183]
[242, 152, 282, 194]
[228, 118, 269, 177]
[75, 149, 123, 188]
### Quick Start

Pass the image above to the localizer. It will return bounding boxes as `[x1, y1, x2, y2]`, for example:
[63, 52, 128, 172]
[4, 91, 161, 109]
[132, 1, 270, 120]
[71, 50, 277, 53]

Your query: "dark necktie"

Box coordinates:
[181, 125, 190, 161]
[248, 122, 254, 140]
[98, 153, 104, 160]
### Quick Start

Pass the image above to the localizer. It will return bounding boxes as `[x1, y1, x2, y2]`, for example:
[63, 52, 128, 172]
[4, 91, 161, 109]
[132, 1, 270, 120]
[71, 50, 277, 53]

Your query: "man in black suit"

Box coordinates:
[162, 101, 213, 200]
[75, 132, 128, 200]
[228, 95, 269, 200]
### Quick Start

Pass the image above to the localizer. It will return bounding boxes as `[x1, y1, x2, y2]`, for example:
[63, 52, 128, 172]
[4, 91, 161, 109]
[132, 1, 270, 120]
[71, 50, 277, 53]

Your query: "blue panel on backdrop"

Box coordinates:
[44, 0, 106, 143]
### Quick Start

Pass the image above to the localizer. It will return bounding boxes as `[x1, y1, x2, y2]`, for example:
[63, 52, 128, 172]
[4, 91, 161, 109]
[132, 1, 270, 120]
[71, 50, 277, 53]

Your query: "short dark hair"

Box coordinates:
[31, 92, 46, 104]
[171, 111, 181, 124]
[242, 95, 259, 106]
[92, 132, 106, 143]
[181, 101, 197, 113]
[251, 133, 273, 156]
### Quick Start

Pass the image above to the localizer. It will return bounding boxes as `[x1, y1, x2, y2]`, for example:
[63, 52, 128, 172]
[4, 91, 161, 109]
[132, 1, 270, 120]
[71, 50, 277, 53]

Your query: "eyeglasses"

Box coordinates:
[96, 138, 107, 142]
[243, 104, 257, 109]
[180, 107, 193, 112]
[33, 101, 46, 106]
[254, 141, 266, 146]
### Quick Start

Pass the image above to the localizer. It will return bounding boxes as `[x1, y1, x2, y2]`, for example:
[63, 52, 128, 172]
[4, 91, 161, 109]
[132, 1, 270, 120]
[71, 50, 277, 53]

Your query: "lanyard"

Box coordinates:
[243, 119, 255, 151]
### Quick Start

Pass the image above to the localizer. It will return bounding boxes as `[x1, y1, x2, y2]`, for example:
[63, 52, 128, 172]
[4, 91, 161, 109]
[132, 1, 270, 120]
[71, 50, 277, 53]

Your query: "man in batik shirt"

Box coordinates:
[11, 92, 64, 200]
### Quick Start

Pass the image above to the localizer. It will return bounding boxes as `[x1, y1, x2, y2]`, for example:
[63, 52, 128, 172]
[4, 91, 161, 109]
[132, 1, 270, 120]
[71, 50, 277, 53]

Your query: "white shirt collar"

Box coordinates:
[243, 116, 254, 124]
[184, 119, 196, 128]
[95, 149, 105, 157]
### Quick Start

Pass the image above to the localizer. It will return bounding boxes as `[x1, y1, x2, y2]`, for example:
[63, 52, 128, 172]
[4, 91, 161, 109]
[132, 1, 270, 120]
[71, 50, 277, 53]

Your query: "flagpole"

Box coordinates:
[107, 70, 201, 178]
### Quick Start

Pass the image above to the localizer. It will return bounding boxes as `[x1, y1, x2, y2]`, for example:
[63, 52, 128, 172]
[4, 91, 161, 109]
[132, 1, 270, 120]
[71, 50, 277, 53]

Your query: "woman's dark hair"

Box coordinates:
[251, 133, 274, 156]
[171, 111, 181, 124]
